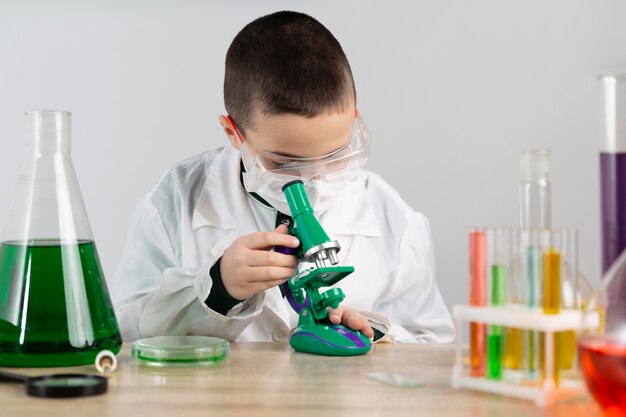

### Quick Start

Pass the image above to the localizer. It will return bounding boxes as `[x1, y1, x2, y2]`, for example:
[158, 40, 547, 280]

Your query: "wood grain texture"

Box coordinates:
[0, 343, 602, 417]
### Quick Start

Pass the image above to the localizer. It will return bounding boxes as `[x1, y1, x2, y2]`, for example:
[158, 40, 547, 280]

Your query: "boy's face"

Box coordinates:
[219, 100, 356, 161]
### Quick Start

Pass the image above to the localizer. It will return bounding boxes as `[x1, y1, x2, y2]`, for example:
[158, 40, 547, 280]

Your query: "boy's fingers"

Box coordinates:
[275, 224, 289, 234]
[362, 327, 374, 339]
[347, 316, 374, 338]
[358, 319, 374, 338]
[243, 231, 300, 250]
[328, 307, 374, 338]
[247, 266, 296, 282]
[247, 250, 298, 268]
[328, 306, 343, 324]
[345, 313, 364, 330]
[254, 278, 289, 290]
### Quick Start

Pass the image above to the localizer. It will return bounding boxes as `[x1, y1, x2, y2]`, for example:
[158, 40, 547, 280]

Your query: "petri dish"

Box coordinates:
[131, 336, 229, 367]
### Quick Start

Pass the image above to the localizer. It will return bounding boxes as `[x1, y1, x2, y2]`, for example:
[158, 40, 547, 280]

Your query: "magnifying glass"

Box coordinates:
[0, 371, 107, 398]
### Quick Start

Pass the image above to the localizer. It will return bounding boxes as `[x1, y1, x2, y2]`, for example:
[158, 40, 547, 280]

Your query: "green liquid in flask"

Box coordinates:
[0, 240, 121, 367]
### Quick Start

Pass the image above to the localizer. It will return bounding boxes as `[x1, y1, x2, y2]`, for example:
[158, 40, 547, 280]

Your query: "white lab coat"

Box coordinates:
[111, 145, 454, 343]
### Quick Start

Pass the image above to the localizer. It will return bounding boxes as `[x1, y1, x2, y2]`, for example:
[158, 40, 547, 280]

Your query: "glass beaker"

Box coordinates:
[0, 111, 121, 367]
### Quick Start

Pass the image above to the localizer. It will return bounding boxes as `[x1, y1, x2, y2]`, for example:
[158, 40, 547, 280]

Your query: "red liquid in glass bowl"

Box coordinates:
[579, 336, 626, 416]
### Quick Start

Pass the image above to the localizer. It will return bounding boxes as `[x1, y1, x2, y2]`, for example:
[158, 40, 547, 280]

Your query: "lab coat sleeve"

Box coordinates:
[111, 197, 264, 342]
[373, 211, 455, 343]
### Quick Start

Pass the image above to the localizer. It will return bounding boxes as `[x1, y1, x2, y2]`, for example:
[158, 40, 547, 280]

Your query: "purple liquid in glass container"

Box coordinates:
[580, 74, 626, 417]
[600, 153, 626, 275]
[599, 75, 626, 326]
[601, 153, 626, 327]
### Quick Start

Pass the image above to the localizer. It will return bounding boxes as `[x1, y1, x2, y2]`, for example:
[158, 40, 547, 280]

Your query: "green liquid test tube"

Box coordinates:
[487, 264, 507, 380]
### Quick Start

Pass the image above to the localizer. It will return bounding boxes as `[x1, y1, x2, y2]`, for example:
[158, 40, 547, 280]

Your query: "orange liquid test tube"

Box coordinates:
[469, 230, 487, 376]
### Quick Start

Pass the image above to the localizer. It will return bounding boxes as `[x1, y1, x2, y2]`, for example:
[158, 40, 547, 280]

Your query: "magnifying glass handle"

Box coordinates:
[0, 371, 29, 383]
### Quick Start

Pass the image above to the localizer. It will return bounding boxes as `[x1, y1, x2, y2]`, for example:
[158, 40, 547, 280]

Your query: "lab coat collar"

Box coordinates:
[191, 146, 382, 238]
[319, 177, 382, 238]
[191, 146, 243, 230]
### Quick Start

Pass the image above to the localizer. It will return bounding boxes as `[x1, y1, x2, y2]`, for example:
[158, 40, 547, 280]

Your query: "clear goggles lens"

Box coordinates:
[241, 115, 370, 181]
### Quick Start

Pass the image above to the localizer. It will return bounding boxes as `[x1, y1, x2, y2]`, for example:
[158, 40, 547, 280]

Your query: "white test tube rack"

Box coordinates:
[451, 305, 600, 407]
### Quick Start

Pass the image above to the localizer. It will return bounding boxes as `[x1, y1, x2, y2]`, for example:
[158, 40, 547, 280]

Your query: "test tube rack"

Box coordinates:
[451, 305, 599, 407]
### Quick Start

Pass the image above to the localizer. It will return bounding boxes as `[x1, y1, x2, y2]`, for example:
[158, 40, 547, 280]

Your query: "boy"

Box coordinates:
[112, 11, 454, 343]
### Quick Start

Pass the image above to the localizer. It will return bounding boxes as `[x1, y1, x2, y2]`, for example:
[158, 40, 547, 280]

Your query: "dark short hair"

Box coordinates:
[224, 11, 356, 131]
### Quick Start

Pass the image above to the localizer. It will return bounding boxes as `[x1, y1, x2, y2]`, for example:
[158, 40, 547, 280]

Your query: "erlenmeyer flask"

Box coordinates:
[0, 111, 121, 367]
[579, 249, 626, 415]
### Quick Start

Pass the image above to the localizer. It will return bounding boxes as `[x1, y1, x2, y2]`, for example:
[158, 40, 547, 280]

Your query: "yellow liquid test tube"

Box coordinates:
[560, 330, 576, 369]
[505, 328, 524, 370]
[540, 248, 560, 386]
[542, 247, 576, 371]
[505, 256, 524, 371]
[544, 249, 560, 314]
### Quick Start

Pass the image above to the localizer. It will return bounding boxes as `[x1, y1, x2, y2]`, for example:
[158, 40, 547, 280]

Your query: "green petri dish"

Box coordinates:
[131, 336, 229, 367]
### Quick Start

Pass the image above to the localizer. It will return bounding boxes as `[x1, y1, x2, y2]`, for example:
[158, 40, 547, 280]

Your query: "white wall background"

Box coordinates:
[1, 0, 624, 311]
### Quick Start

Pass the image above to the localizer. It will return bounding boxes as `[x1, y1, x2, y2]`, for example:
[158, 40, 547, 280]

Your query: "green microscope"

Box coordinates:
[276, 180, 372, 356]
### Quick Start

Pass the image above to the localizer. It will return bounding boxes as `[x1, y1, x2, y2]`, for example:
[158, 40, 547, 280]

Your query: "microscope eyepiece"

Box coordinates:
[282, 180, 304, 192]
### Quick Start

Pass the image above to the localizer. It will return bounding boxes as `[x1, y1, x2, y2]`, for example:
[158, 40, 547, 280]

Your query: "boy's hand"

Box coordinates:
[220, 224, 300, 300]
[328, 306, 374, 339]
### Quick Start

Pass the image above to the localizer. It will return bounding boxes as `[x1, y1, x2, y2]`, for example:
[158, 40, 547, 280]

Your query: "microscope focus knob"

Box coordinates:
[319, 288, 345, 310]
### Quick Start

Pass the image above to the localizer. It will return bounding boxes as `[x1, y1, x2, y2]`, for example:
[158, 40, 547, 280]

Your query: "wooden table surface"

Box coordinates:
[0, 342, 603, 417]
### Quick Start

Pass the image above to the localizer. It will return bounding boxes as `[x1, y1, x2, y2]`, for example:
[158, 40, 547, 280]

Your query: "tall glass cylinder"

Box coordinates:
[600, 75, 626, 274]
[0, 111, 121, 367]
[599, 75, 626, 352]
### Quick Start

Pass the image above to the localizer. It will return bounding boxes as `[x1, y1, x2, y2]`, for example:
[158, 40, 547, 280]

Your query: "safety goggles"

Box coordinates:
[227, 113, 370, 181]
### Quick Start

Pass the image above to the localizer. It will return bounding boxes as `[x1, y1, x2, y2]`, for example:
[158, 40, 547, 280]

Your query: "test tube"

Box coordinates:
[519, 150, 551, 380]
[487, 229, 508, 380]
[488, 264, 506, 379]
[504, 228, 523, 372]
[557, 229, 579, 371]
[522, 229, 541, 380]
[538, 229, 578, 386]
[544, 247, 561, 314]
[469, 230, 487, 377]
[539, 245, 561, 385]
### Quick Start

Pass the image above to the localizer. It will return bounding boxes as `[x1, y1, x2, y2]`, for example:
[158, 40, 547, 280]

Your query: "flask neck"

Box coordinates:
[520, 150, 551, 229]
[520, 150, 550, 182]
[25, 111, 72, 155]
[2, 110, 93, 243]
